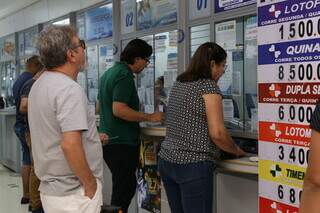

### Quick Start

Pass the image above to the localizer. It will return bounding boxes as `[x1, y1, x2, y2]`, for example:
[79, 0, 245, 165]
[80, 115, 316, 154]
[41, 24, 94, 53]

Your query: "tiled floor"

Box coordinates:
[0, 164, 28, 213]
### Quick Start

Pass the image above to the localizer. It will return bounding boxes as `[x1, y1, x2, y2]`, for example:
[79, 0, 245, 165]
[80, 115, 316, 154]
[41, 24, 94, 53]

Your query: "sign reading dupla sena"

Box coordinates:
[258, 0, 320, 212]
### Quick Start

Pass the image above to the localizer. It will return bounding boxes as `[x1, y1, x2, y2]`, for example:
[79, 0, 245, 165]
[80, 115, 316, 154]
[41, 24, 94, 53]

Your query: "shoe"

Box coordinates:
[21, 197, 30, 204]
[32, 207, 44, 213]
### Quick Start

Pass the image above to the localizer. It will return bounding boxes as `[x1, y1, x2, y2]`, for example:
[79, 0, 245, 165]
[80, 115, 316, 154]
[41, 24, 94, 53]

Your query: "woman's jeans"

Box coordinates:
[158, 158, 215, 213]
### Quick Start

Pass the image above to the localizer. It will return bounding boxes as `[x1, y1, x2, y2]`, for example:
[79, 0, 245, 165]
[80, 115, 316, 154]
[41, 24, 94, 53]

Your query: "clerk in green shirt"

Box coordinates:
[98, 39, 163, 213]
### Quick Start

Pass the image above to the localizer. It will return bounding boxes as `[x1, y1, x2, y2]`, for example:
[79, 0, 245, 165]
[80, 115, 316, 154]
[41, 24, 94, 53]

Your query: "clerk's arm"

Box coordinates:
[19, 97, 28, 114]
[299, 130, 320, 213]
[203, 94, 245, 156]
[112, 76, 163, 123]
[61, 131, 96, 199]
[113, 102, 162, 122]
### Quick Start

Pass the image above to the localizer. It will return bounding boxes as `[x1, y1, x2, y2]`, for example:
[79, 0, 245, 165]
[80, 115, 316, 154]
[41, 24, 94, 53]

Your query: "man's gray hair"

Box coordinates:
[37, 25, 77, 70]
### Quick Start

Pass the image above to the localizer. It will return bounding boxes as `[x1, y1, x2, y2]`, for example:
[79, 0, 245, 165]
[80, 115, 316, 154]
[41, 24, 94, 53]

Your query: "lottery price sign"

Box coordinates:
[258, 0, 319, 212]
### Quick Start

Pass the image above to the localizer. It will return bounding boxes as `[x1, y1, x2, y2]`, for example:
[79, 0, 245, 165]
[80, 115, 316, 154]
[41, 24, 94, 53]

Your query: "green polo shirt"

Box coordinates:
[98, 62, 140, 146]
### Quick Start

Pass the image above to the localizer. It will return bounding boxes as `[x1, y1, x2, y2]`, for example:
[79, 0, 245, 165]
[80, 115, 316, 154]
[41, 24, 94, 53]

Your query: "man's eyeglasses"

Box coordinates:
[223, 64, 228, 71]
[71, 40, 86, 50]
[144, 57, 150, 65]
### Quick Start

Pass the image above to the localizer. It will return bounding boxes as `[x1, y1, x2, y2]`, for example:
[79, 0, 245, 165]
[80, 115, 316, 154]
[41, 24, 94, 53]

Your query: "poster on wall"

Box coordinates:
[138, 140, 161, 213]
[215, 20, 236, 50]
[85, 4, 113, 41]
[215, 0, 256, 13]
[257, 0, 320, 212]
[86, 46, 99, 103]
[137, 0, 177, 30]
[77, 14, 86, 40]
[1, 35, 16, 61]
[25, 27, 38, 56]
[99, 45, 114, 77]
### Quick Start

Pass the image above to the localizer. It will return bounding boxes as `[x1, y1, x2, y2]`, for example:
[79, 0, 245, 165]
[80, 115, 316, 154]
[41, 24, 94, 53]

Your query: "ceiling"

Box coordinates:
[0, 0, 40, 20]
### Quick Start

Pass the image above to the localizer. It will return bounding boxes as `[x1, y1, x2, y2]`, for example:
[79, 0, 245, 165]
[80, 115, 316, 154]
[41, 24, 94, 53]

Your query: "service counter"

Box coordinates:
[141, 126, 258, 213]
[0, 108, 21, 172]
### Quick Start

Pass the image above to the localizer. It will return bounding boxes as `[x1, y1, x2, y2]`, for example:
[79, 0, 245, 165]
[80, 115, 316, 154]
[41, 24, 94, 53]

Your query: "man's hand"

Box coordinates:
[99, 133, 109, 145]
[84, 179, 97, 199]
[148, 112, 165, 122]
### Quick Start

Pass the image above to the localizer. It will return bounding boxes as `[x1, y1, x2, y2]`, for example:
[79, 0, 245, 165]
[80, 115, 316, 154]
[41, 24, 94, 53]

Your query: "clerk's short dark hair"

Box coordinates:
[120, 39, 152, 65]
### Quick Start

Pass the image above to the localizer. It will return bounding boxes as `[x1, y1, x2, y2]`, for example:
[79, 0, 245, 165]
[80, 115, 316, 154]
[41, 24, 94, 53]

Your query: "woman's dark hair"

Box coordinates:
[120, 39, 153, 65]
[177, 42, 227, 82]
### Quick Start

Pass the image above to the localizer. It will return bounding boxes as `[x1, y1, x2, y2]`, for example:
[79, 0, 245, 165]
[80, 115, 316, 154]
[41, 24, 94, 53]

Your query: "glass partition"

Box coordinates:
[136, 31, 178, 126]
[137, 35, 155, 114]
[215, 15, 257, 135]
[154, 30, 177, 112]
[244, 15, 258, 133]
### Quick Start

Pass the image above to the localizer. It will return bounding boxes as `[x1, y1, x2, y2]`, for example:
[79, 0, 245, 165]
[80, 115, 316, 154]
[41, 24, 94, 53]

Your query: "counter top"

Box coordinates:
[218, 156, 258, 175]
[141, 126, 258, 139]
[141, 126, 166, 137]
[141, 126, 258, 175]
[0, 108, 16, 115]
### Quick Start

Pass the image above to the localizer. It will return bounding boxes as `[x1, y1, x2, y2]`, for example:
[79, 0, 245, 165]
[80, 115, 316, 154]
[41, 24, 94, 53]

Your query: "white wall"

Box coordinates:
[0, 0, 105, 37]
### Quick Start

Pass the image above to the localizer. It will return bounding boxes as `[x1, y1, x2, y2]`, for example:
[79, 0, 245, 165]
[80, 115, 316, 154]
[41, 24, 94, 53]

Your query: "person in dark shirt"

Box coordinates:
[300, 102, 320, 213]
[12, 55, 43, 205]
[98, 39, 163, 213]
[19, 69, 44, 213]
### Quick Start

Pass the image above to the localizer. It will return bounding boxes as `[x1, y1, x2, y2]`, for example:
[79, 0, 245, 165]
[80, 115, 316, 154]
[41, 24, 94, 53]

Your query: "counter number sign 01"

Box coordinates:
[126, 12, 134, 27]
[196, 0, 208, 10]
